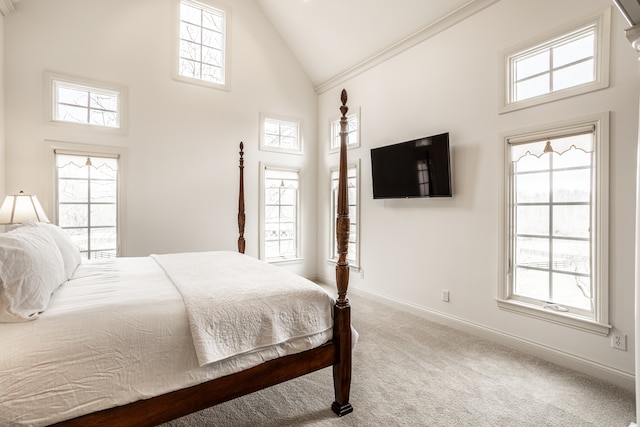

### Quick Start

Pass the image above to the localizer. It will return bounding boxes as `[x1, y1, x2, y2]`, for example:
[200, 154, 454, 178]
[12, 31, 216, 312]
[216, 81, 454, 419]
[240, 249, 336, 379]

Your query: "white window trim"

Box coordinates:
[259, 112, 303, 154]
[497, 112, 610, 336]
[46, 140, 128, 257]
[172, 0, 231, 91]
[327, 160, 361, 270]
[259, 162, 303, 264]
[44, 72, 128, 134]
[329, 106, 361, 153]
[499, 7, 611, 114]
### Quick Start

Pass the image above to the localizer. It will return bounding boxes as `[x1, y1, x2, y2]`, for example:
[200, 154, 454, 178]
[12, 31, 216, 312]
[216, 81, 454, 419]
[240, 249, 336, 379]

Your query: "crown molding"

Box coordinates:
[624, 24, 640, 53]
[613, 0, 640, 26]
[0, 0, 17, 17]
[314, 0, 501, 94]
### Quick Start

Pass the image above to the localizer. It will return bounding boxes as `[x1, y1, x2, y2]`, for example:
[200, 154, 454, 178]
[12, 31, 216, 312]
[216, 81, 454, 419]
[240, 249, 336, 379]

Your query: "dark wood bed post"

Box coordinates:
[238, 141, 246, 254]
[331, 88, 353, 416]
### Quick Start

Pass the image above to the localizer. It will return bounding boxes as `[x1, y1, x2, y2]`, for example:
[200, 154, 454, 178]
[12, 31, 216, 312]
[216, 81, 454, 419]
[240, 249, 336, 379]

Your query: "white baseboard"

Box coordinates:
[340, 283, 635, 391]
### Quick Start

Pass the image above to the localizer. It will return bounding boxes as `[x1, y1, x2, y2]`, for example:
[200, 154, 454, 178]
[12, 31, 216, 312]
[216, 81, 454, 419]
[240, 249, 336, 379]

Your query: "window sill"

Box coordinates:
[499, 80, 609, 114]
[259, 146, 303, 155]
[173, 74, 230, 91]
[266, 257, 304, 266]
[496, 299, 611, 336]
[326, 259, 360, 272]
[329, 144, 360, 154]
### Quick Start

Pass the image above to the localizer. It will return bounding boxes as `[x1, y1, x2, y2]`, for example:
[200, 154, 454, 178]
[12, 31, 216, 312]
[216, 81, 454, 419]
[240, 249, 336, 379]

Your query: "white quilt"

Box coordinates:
[0, 253, 336, 426]
[151, 251, 334, 366]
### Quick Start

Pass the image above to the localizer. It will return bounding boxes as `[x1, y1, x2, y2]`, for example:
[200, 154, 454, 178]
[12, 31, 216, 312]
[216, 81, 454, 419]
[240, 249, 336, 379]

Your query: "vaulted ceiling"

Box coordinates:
[255, 0, 499, 92]
[2, 0, 498, 91]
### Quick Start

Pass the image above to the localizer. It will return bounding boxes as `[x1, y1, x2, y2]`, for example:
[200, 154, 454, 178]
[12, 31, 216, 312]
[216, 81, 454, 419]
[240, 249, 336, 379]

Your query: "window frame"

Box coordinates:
[259, 163, 302, 264]
[44, 72, 128, 134]
[330, 107, 360, 153]
[173, 0, 231, 91]
[497, 113, 610, 336]
[328, 160, 361, 270]
[50, 143, 127, 259]
[259, 113, 303, 154]
[499, 8, 610, 114]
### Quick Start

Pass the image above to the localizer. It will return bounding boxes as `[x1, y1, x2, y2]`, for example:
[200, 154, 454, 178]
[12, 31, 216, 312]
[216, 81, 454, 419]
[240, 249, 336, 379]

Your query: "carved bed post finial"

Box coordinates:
[238, 141, 246, 254]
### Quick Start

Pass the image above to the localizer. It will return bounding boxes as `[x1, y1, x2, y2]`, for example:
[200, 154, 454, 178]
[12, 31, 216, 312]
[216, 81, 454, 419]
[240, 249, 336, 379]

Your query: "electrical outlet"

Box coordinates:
[442, 290, 450, 302]
[611, 334, 627, 351]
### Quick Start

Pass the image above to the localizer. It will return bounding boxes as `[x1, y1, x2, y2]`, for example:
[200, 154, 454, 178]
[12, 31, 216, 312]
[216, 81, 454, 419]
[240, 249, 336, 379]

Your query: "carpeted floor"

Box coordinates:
[162, 290, 636, 427]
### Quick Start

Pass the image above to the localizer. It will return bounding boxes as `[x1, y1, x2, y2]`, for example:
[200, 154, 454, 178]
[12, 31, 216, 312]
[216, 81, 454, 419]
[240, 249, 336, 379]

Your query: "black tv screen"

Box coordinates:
[370, 132, 452, 199]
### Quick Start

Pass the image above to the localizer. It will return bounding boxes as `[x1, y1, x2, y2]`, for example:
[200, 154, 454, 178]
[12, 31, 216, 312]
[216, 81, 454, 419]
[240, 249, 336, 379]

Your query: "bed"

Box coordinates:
[0, 90, 354, 426]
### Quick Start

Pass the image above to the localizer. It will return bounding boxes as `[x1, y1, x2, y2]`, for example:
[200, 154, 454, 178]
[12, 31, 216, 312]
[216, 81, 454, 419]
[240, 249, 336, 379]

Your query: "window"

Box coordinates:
[330, 162, 360, 268]
[46, 72, 126, 131]
[498, 114, 609, 335]
[330, 108, 360, 151]
[259, 114, 302, 154]
[500, 9, 610, 113]
[260, 165, 300, 262]
[176, 0, 229, 89]
[55, 152, 119, 260]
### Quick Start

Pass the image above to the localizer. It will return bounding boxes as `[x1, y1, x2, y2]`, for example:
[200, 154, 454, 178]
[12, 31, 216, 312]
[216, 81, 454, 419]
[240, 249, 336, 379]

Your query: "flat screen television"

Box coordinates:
[370, 132, 452, 199]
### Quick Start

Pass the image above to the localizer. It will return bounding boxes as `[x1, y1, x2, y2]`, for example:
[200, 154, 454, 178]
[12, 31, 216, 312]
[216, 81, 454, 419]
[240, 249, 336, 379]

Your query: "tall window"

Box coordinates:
[55, 152, 119, 260]
[46, 72, 126, 131]
[330, 110, 360, 151]
[499, 116, 609, 335]
[500, 9, 610, 113]
[260, 114, 302, 154]
[331, 163, 359, 268]
[177, 0, 228, 88]
[261, 166, 300, 262]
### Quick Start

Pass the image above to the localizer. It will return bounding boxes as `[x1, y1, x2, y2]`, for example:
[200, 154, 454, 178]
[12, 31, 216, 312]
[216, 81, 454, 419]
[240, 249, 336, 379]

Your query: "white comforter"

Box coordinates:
[0, 252, 335, 426]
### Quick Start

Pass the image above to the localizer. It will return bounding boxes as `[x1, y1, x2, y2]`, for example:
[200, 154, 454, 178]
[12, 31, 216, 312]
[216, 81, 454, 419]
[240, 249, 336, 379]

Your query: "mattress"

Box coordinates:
[0, 255, 334, 426]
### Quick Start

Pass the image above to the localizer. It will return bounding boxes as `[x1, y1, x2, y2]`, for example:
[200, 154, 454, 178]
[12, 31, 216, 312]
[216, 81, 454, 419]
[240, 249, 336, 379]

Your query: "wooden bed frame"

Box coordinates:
[52, 90, 353, 426]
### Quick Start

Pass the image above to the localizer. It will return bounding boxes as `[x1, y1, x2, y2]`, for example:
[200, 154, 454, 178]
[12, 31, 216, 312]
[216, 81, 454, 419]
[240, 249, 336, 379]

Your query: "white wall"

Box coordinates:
[317, 0, 639, 388]
[3, 0, 318, 277]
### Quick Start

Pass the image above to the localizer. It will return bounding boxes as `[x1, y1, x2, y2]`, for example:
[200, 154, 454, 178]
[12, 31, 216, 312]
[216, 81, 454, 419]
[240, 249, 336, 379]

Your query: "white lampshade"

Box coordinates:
[0, 191, 50, 225]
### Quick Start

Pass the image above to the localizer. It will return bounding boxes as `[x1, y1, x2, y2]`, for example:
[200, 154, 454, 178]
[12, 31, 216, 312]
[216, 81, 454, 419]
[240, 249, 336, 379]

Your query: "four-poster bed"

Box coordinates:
[0, 90, 353, 426]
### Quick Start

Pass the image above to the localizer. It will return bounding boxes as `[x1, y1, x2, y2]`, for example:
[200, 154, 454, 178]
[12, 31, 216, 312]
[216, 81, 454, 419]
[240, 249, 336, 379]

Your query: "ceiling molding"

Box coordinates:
[613, 0, 640, 26]
[314, 0, 501, 94]
[0, 0, 17, 17]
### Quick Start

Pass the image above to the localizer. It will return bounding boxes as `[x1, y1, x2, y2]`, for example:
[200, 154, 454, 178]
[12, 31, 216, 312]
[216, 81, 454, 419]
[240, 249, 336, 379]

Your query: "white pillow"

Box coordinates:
[23, 221, 81, 279]
[0, 226, 67, 322]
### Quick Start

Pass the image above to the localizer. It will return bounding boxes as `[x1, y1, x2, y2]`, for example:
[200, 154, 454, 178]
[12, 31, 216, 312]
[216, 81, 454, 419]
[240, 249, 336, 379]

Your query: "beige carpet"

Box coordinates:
[163, 290, 635, 427]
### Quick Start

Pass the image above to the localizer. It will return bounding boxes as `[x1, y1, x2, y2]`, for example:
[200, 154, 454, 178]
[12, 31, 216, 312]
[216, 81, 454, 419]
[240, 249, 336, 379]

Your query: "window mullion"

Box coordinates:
[88, 164, 93, 258]
[548, 46, 554, 96]
[548, 155, 554, 303]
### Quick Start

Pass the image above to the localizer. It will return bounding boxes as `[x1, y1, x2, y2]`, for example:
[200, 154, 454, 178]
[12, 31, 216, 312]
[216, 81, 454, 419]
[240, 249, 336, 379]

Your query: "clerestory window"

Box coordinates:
[500, 9, 610, 113]
[260, 114, 302, 154]
[176, 0, 229, 89]
[46, 72, 126, 132]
